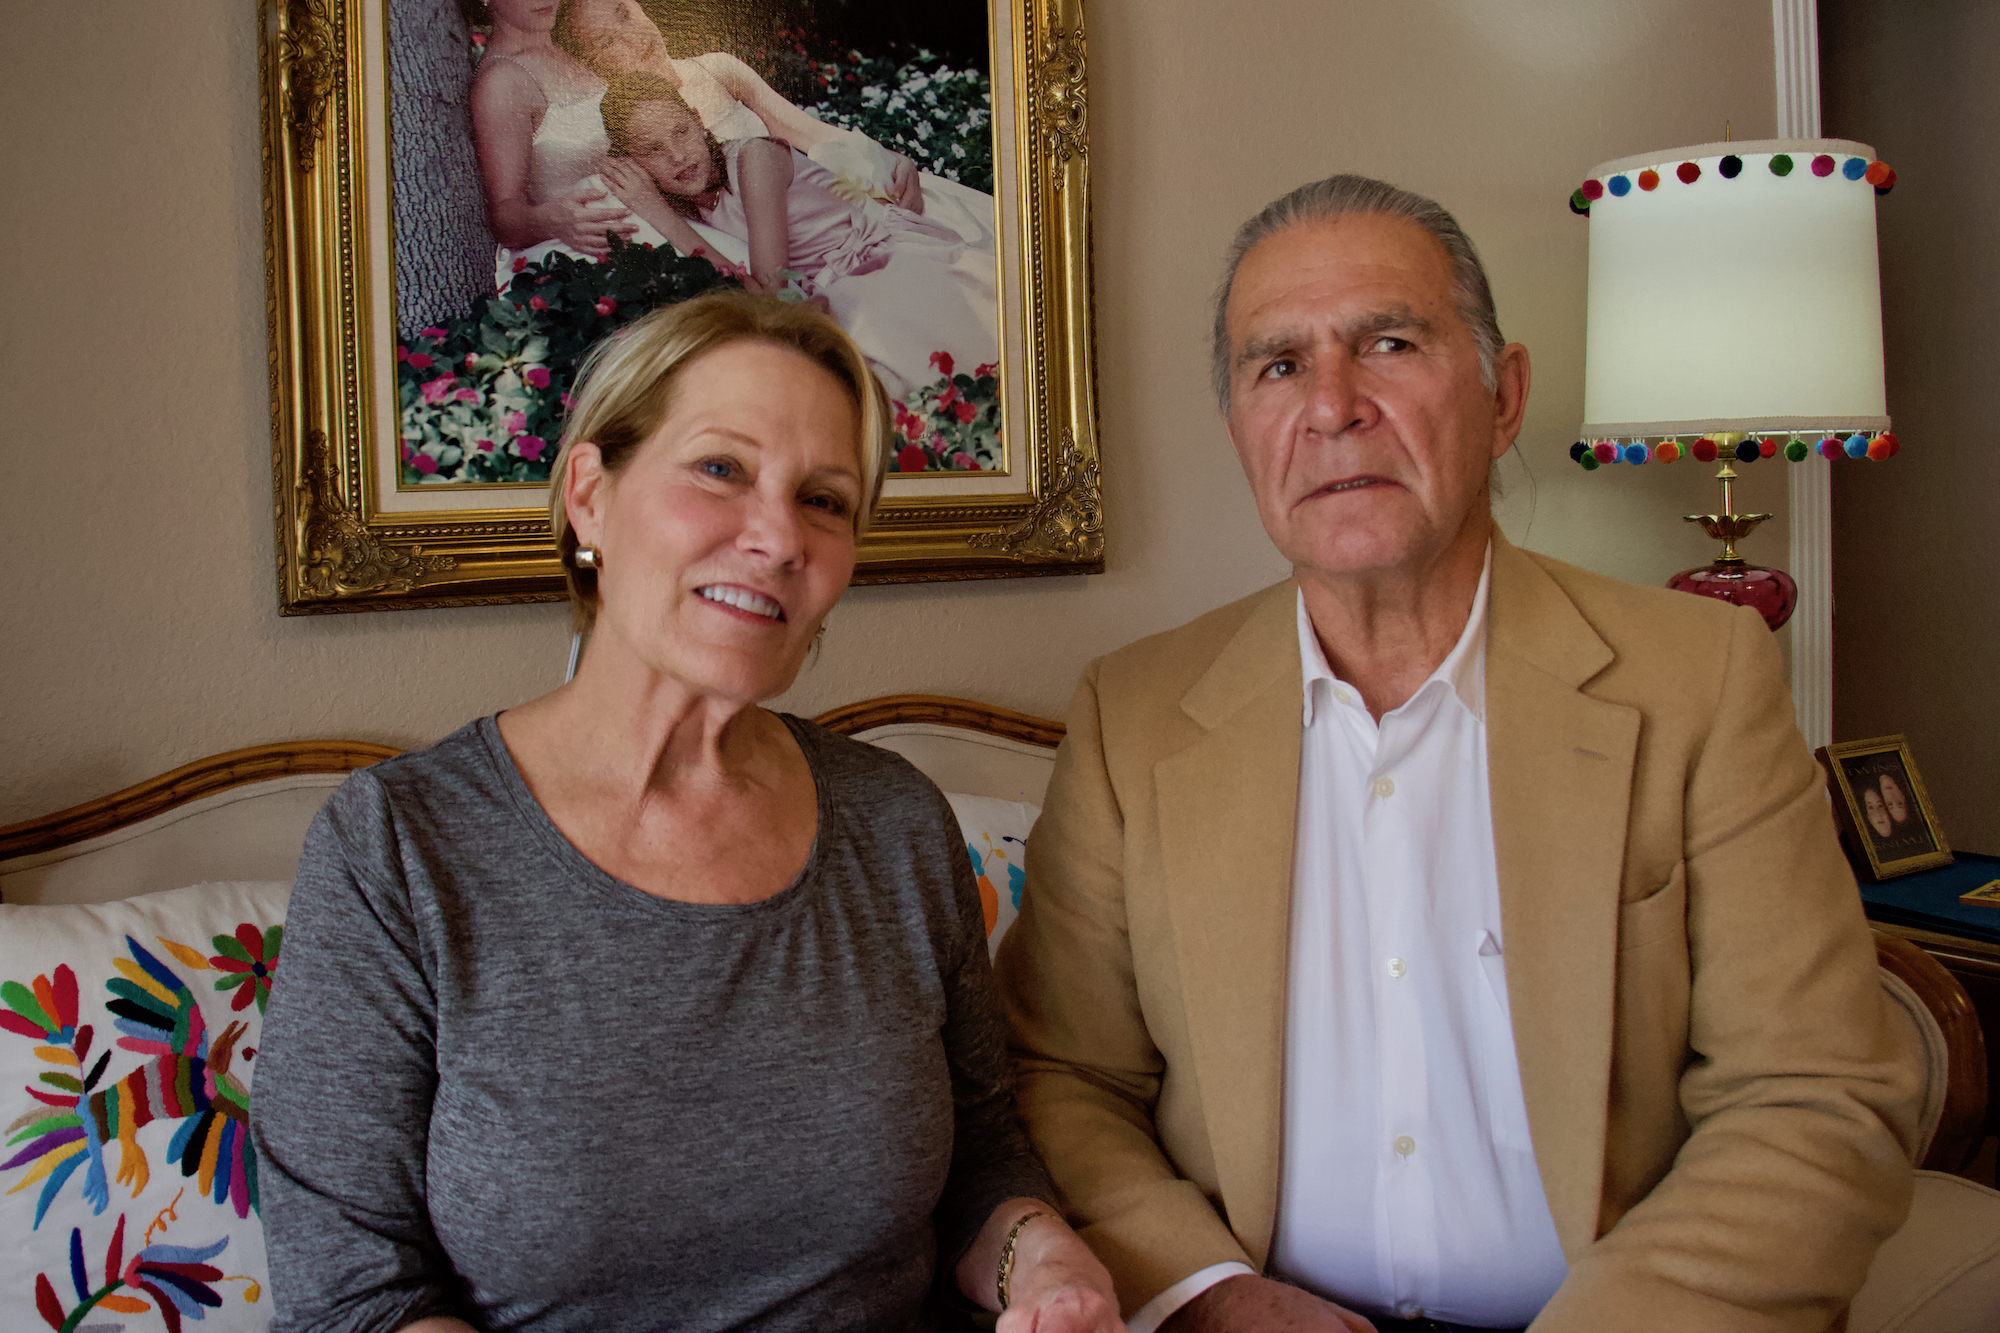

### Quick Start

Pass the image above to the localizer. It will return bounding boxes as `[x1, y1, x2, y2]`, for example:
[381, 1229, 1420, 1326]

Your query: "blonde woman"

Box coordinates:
[255, 293, 1123, 1333]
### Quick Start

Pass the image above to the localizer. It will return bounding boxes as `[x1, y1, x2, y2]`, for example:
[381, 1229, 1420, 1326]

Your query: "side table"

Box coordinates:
[1862, 850, 2000, 1142]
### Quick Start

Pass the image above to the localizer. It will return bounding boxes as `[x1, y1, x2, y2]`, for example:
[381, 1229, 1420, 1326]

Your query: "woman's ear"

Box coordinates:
[565, 441, 610, 545]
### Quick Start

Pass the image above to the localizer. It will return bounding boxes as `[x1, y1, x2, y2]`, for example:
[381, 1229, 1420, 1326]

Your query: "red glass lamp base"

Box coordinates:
[1667, 560, 1798, 631]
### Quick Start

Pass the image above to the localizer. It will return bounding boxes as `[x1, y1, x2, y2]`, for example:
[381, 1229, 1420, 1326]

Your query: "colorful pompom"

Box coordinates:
[1784, 438, 1809, 462]
[1875, 168, 1898, 195]
[1592, 441, 1617, 464]
[1719, 154, 1744, 178]
[1580, 452, 1601, 471]
[1878, 431, 1901, 457]
[1865, 161, 1892, 186]
[1812, 154, 1836, 177]
[1624, 442, 1650, 464]
[1569, 188, 1591, 216]
[1581, 178, 1605, 201]
[1866, 435, 1892, 460]
[1677, 161, 1701, 184]
[1818, 436, 1842, 459]
[1758, 436, 1778, 459]
[1608, 174, 1631, 197]
[1844, 432, 1869, 458]
[1735, 439, 1760, 462]
[1638, 169, 1661, 191]
[1692, 437, 1718, 463]
[1656, 440, 1683, 463]
[1569, 441, 1589, 462]
[1770, 153, 1795, 177]
[1843, 157, 1868, 180]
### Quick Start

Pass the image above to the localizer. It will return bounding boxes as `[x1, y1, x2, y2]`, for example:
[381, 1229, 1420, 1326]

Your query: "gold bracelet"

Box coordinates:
[996, 1209, 1057, 1310]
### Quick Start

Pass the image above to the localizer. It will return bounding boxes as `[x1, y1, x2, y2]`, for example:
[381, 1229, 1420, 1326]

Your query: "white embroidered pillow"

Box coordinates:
[1, 881, 290, 1332]
[944, 795, 1039, 956]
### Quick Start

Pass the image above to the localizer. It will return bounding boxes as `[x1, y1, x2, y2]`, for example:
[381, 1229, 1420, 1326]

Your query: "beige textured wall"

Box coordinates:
[0, 0, 1775, 825]
[1823, 0, 2000, 852]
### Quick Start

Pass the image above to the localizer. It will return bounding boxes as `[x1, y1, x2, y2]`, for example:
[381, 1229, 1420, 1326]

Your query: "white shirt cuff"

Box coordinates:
[1124, 1262, 1257, 1333]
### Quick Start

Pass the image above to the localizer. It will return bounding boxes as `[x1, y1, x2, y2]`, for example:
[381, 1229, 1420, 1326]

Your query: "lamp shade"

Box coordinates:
[1578, 138, 1889, 440]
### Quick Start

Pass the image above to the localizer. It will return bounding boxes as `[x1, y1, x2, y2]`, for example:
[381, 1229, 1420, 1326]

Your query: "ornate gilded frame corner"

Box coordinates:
[259, 0, 1101, 613]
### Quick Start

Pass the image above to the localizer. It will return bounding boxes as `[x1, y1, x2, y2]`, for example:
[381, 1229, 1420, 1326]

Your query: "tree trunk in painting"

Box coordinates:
[390, 0, 495, 335]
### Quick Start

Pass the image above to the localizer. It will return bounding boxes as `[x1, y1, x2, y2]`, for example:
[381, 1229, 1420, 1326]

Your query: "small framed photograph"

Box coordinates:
[1815, 735, 1953, 881]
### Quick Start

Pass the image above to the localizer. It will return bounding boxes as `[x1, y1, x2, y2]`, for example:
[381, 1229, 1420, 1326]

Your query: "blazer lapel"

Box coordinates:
[1154, 583, 1302, 1267]
[1484, 537, 1639, 1260]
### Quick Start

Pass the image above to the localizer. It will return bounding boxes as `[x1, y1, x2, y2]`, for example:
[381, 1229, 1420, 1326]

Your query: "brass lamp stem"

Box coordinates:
[1684, 432, 1771, 563]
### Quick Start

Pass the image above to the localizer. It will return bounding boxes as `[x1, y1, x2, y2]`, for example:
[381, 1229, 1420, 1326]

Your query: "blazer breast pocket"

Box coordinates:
[1618, 863, 1688, 954]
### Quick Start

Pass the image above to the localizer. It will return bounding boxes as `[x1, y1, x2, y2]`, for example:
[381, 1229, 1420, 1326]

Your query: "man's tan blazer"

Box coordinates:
[994, 536, 1920, 1332]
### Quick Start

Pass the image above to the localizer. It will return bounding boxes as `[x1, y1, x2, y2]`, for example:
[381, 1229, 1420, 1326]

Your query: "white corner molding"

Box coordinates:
[1774, 0, 1833, 750]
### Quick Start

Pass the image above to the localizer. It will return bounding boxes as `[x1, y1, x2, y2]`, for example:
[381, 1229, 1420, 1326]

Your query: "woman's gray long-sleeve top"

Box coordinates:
[252, 714, 1053, 1333]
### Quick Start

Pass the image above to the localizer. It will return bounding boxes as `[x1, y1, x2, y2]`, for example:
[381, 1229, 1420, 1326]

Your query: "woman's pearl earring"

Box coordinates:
[574, 545, 601, 570]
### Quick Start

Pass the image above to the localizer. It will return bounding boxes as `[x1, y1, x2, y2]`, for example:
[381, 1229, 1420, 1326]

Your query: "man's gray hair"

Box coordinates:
[1211, 174, 1504, 413]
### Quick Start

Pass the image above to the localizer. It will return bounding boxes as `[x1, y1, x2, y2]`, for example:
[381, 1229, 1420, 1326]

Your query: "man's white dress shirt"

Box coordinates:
[1128, 548, 1568, 1332]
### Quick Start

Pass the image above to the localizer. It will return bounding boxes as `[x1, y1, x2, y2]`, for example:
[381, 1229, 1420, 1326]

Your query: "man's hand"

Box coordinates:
[1161, 1275, 1376, 1333]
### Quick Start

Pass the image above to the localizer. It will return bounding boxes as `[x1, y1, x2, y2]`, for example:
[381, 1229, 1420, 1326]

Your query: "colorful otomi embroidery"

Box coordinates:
[32, 1202, 257, 1333]
[966, 836, 1026, 938]
[155, 925, 283, 1015]
[3, 934, 260, 1228]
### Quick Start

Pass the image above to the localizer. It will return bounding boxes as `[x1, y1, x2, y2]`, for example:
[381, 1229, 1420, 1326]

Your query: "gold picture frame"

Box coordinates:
[1815, 735, 1954, 882]
[259, 0, 1101, 614]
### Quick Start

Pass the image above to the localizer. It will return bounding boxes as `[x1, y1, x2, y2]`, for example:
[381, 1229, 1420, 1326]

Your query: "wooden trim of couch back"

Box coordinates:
[813, 693, 1066, 749]
[0, 740, 403, 863]
[1874, 930, 1991, 1172]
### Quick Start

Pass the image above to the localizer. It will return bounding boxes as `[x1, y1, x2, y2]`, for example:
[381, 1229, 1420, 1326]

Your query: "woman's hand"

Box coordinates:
[960, 1200, 1126, 1332]
[532, 180, 639, 258]
[885, 151, 925, 213]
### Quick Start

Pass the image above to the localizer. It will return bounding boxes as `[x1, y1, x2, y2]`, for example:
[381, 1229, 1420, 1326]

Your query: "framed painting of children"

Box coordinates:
[261, 0, 1099, 613]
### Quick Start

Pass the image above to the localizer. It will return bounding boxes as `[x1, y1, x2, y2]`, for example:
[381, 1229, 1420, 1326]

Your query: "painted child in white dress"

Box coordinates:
[594, 73, 998, 400]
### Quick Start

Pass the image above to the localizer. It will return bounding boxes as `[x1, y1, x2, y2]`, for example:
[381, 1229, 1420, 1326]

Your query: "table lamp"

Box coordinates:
[1568, 138, 1899, 630]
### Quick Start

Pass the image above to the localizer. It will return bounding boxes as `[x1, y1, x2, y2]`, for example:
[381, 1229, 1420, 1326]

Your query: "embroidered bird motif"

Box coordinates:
[3, 938, 257, 1229]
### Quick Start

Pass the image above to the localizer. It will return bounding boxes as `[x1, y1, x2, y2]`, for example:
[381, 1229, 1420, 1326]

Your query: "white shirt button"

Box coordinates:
[1374, 777, 1395, 798]
[1335, 688, 1354, 706]
[1393, 1135, 1416, 1156]
[1386, 957, 1407, 978]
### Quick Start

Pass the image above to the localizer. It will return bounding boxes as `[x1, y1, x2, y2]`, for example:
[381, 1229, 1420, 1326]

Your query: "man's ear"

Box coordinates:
[1490, 342, 1532, 460]
[565, 442, 610, 545]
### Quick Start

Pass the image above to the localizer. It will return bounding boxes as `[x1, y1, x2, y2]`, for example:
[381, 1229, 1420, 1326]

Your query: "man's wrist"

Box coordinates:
[1127, 1261, 1257, 1333]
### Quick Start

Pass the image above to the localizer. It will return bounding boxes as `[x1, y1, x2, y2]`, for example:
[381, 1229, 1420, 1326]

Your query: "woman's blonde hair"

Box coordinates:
[547, 290, 892, 633]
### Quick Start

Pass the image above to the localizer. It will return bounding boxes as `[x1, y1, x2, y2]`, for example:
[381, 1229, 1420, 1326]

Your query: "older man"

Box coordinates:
[993, 175, 1919, 1333]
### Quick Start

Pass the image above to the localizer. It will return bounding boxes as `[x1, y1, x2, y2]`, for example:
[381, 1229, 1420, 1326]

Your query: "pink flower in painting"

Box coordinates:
[953, 400, 977, 425]
[896, 445, 929, 472]
[405, 352, 433, 370]
[560, 392, 574, 409]
[420, 375, 456, 404]
[400, 439, 414, 460]
[504, 410, 528, 434]
[929, 351, 954, 378]
[594, 296, 617, 316]
[529, 295, 548, 311]
[952, 452, 979, 470]
[974, 362, 997, 379]
[396, 344, 409, 362]
[420, 326, 448, 339]
[410, 451, 439, 474]
[454, 388, 480, 403]
[465, 352, 477, 367]
[937, 384, 958, 407]
[516, 435, 548, 461]
[903, 414, 925, 441]
[512, 256, 528, 273]
[524, 366, 551, 389]
[476, 439, 496, 452]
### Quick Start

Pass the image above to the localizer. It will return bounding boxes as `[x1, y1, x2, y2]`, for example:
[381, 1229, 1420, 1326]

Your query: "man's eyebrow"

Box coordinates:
[1234, 306, 1438, 371]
